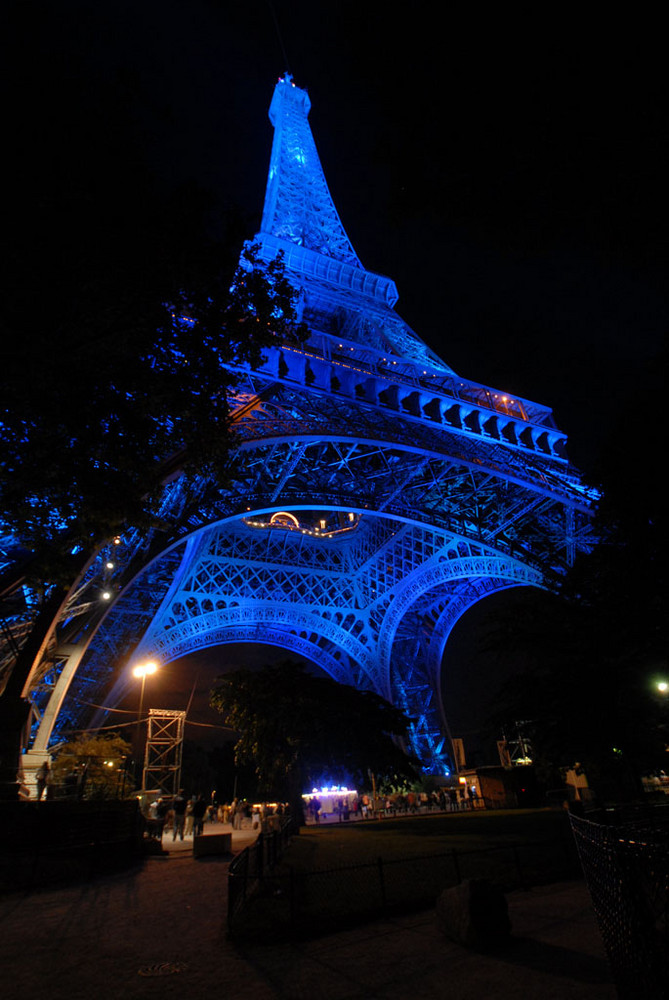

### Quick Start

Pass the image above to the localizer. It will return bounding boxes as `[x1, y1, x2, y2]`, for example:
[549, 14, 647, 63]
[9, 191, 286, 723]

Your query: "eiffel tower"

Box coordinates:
[6, 75, 598, 779]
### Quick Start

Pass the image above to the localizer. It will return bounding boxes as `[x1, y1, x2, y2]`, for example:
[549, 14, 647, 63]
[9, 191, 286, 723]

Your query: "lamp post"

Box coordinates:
[133, 661, 158, 790]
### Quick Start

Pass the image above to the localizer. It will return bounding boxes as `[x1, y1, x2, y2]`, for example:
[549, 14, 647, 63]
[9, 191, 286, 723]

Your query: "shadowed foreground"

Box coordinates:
[0, 825, 614, 999]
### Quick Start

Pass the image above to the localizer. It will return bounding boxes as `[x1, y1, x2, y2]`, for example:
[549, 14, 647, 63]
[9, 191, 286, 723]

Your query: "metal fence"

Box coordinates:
[228, 818, 294, 923]
[227, 832, 578, 938]
[570, 810, 669, 1000]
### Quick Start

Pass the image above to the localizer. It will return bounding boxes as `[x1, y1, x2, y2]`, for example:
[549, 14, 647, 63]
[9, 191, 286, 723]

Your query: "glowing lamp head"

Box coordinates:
[657, 680, 668, 693]
[133, 661, 158, 679]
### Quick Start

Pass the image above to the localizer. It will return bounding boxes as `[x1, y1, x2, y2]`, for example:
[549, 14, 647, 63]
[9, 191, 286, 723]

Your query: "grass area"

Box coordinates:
[229, 809, 581, 941]
[283, 808, 574, 871]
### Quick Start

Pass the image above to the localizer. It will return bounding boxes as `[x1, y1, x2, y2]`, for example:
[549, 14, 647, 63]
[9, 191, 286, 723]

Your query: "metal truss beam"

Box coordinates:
[143, 709, 186, 797]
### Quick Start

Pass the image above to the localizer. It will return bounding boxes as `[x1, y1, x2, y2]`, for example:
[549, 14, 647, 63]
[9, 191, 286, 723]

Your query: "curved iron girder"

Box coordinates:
[13, 373, 595, 731]
[378, 553, 543, 691]
[90, 618, 364, 739]
[386, 572, 539, 773]
[21, 405, 589, 763]
[45, 513, 422, 740]
[176, 440, 591, 578]
[44, 505, 545, 776]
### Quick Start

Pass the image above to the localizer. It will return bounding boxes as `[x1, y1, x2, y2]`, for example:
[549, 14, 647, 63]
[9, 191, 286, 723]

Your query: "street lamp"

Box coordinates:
[133, 661, 158, 790]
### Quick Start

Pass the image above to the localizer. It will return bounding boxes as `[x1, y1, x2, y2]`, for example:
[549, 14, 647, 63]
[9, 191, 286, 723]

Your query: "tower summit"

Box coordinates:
[261, 74, 362, 267]
[255, 74, 452, 368]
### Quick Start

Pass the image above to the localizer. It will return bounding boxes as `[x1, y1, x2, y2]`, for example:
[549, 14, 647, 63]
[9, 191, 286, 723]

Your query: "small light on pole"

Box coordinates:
[133, 661, 158, 790]
[657, 681, 668, 694]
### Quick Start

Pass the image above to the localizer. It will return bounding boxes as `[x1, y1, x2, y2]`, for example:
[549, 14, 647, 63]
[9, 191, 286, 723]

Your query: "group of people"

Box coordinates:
[145, 795, 288, 841]
[386, 787, 480, 813]
[147, 790, 208, 841]
[305, 786, 482, 823]
[32, 760, 87, 802]
[225, 799, 287, 831]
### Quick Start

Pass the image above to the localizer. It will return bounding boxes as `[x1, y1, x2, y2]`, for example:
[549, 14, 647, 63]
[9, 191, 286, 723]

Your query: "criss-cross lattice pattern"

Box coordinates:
[261, 75, 361, 266]
[1, 76, 599, 776]
[143, 709, 186, 798]
[570, 812, 669, 999]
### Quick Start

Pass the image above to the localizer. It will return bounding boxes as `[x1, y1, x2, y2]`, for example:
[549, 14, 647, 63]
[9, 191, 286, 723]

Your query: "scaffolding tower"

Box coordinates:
[142, 709, 185, 797]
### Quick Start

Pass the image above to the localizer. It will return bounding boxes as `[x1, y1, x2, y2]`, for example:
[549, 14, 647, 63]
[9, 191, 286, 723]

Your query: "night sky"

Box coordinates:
[5, 4, 667, 755]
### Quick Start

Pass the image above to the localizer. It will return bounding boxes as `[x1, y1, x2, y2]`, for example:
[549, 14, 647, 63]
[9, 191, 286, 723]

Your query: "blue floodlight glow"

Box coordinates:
[22, 75, 598, 778]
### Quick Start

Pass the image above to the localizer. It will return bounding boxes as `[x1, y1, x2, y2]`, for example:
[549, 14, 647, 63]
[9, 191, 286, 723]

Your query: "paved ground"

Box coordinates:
[0, 823, 615, 999]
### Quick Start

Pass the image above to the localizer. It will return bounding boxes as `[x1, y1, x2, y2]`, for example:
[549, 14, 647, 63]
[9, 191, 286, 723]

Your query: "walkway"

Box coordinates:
[0, 823, 615, 999]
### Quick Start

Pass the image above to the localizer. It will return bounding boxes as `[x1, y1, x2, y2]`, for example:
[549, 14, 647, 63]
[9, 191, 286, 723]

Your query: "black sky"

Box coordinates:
[5, 3, 667, 752]
[7, 2, 666, 476]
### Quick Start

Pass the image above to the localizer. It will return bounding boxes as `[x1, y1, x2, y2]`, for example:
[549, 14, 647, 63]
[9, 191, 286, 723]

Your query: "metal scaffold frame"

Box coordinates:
[142, 709, 186, 798]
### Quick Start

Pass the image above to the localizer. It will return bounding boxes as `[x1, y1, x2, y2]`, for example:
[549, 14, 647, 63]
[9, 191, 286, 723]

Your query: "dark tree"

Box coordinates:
[179, 740, 217, 800]
[0, 219, 305, 570]
[206, 742, 260, 804]
[210, 660, 417, 825]
[50, 732, 132, 800]
[1, 148, 305, 798]
[1, 17, 307, 574]
[487, 460, 667, 800]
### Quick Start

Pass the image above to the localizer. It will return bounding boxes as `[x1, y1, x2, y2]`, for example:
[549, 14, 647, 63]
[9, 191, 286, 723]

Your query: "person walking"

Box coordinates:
[184, 798, 195, 837]
[35, 761, 50, 801]
[192, 795, 207, 837]
[172, 790, 187, 841]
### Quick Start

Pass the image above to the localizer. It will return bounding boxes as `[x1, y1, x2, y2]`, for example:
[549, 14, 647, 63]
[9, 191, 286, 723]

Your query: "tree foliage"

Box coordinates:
[51, 732, 132, 800]
[487, 493, 668, 796]
[2, 37, 307, 575]
[0, 207, 305, 571]
[210, 660, 418, 807]
[0, 72, 307, 794]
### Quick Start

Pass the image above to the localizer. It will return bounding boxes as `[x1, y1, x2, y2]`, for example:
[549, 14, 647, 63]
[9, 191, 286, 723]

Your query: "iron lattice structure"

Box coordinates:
[143, 709, 186, 798]
[1, 76, 598, 775]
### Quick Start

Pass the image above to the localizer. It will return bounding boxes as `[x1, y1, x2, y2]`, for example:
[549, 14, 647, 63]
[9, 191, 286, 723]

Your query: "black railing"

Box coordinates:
[228, 818, 294, 924]
[227, 833, 579, 938]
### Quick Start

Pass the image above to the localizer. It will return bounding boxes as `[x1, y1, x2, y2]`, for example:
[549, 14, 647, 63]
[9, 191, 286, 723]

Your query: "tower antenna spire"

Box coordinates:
[266, 0, 292, 77]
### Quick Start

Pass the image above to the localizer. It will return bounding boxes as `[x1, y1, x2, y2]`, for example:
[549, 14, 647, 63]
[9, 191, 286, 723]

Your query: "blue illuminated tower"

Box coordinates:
[4, 76, 598, 776]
